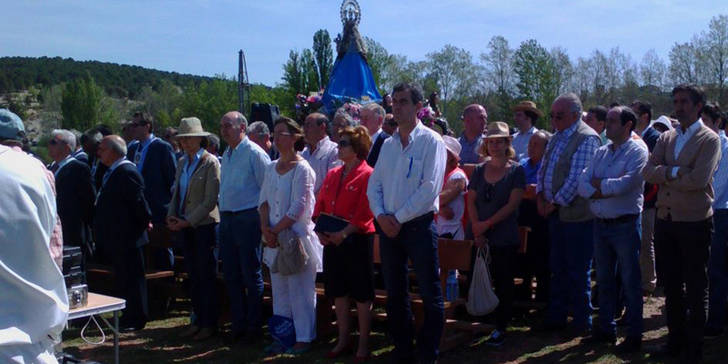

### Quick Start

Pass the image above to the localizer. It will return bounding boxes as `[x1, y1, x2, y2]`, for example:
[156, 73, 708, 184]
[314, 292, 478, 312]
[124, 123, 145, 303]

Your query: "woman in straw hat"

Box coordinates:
[466, 121, 526, 346]
[166, 117, 221, 341]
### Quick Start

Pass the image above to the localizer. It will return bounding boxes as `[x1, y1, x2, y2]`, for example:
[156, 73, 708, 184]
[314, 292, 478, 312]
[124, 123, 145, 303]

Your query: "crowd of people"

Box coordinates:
[2, 80, 728, 363]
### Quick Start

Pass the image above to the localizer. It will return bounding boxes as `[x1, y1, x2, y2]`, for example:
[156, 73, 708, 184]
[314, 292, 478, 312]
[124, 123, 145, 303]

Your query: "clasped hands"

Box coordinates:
[376, 214, 401, 238]
[165, 216, 189, 232]
[262, 226, 278, 248]
[316, 230, 346, 246]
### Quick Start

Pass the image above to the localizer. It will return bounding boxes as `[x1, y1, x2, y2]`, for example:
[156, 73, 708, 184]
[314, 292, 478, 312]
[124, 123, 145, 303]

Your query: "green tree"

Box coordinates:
[180, 78, 237, 132]
[312, 29, 334, 88]
[481, 35, 515, 121]
[61, 72, 105, 131]
[426, 45, 479, 116]
[512, 39, 559, 126]
[301, 49, 319, 92]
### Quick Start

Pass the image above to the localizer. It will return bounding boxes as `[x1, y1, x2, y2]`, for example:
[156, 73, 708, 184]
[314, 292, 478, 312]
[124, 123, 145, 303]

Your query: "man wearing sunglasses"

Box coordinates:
[47, 129, 96, 262]
[127, 112, 177, 270]
[536, 93, 601, 335]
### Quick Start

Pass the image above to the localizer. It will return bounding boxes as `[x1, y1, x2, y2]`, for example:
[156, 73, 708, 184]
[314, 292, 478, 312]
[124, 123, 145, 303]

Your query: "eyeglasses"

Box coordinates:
[49, 139, 60, 146]
[338, 139, 352, 148]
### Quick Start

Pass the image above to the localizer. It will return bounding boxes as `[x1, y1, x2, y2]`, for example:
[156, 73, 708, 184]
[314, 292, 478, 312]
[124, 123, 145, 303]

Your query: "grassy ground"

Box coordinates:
[61, 295, 728, 364]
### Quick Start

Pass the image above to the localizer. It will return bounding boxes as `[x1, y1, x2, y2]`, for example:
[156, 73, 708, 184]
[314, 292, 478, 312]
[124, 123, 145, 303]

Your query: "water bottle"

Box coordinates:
[446, 269, 459, 301]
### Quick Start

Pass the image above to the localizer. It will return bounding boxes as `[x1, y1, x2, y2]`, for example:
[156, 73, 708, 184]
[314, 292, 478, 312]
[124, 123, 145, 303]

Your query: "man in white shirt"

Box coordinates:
[511, 100, 542, 161]
[0, 143, 68, 363]
[367, 82, 446, 364]
[302, 113, 339, 194]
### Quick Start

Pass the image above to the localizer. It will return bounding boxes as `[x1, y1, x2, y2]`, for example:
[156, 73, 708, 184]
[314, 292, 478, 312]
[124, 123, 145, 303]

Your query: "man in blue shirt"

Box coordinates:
[218, 111, 271, 344]
[367, 83, 446, 364]
[127, 112, 177, 269]
[578, 106, 648, 353]
[702, 103, 728, 338]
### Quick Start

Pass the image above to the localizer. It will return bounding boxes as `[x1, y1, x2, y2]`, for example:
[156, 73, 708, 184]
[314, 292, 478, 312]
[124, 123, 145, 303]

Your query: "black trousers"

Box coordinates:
[111, 246, 149, 327]
[654, 217, 712, 355]
[517, 200, 550, 302]
[490, 245, 518, 331]
[181, 223, 219, 328]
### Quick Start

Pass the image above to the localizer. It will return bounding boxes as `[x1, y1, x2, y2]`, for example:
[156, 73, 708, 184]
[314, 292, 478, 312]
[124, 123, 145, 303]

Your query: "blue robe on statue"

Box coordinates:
[321, 43, 382, 113]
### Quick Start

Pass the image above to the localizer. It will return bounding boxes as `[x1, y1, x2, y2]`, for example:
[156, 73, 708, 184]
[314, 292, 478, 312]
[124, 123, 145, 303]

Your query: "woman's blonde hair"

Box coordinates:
[479, 137, 516, 160]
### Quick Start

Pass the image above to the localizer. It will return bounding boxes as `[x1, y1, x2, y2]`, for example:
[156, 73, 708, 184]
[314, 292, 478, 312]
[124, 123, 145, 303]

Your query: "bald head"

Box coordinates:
[98, 135, 127, 167]
[463, 104, 487, 139]
[220, 111, 247, 147]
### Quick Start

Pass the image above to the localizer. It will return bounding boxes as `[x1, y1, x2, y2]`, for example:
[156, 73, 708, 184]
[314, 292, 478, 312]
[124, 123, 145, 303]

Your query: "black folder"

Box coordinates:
[314, 213, 349, 233]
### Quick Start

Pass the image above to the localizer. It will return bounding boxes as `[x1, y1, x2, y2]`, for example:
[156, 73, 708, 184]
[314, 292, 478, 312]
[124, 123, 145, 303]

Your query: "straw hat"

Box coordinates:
[176, 117, 210, 137]
[512, 100, 544, 118]
[484, 121, 512, 139]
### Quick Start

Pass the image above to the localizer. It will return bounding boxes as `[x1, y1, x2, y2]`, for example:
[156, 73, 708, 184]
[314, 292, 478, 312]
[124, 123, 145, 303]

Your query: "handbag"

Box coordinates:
[466, 245, 499, 316]
[274, 228, 309, 276]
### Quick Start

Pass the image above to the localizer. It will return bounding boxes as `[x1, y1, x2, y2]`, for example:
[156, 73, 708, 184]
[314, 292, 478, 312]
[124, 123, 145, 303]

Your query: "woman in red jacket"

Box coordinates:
[314, 126, 374, 362]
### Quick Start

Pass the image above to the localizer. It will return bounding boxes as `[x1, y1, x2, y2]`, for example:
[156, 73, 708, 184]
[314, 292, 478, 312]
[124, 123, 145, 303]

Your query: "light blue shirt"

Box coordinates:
[713, 130, 728, 210]
[577, 138, 648, 218]
[178, 148, 204, 216]
[671, 119, 703, 177]
[219, 136, 271, 212]
[367, 121, 447, 223]
[512, 126, 537, 161]
[53, 154, 75, 177]
[458, 133, 483, 164]
[133, 134, 157, 172]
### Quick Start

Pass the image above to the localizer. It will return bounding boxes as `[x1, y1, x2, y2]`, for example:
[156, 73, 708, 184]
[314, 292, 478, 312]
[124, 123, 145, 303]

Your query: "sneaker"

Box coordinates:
[485, 329, 505, 346]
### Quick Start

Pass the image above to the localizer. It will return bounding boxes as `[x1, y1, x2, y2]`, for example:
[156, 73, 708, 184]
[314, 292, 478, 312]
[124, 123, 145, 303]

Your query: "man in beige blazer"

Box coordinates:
[643, 84, 721, 361]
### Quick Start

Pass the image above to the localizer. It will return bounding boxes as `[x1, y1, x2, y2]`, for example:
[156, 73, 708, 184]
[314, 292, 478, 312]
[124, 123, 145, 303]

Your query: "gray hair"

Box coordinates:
[363, 103, 386, 118]
[106, 135, 127, 157]
[554, 93, 583, 116]
[51, 129, 76, 151]
[225, 111, 248, 128]
[207, 133, 220, 151]
[333, 108, 357, 127]
[248, 121, 270, 136]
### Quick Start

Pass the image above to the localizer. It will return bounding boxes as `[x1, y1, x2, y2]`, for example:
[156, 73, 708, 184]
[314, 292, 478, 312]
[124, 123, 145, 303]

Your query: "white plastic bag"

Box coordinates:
[466, 246, 499, 316]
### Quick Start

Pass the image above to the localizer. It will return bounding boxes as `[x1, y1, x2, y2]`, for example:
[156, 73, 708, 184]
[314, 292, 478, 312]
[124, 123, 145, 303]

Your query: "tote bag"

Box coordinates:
[466, 245, 499, 316]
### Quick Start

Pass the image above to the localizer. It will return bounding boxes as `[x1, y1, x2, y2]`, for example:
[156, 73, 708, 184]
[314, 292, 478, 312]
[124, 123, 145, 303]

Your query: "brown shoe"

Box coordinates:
[178, 325, 200, 338]
[193, 327, 216, 341]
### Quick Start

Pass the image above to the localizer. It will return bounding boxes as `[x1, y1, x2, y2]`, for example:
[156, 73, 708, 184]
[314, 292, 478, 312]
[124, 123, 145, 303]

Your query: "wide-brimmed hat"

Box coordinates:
[442, 135, 461, 158]
[176, 117, 210, 137]
[0, 108, 25, 140]
[484, 121, 512, 139]
[512, 100, 544, 118]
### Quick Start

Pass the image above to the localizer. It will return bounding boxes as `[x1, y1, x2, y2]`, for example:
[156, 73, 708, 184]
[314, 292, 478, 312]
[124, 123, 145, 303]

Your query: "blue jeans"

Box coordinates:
[219, 209, 263, 334]
[708, 209, 728, 330]
[594, 216, 643, 338]
[547, 216, 594, 330]
[378, 213, 444, 362]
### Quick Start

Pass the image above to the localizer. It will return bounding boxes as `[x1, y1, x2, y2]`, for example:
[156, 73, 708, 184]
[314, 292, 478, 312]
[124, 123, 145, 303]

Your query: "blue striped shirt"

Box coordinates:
[537, 121, 601, 206]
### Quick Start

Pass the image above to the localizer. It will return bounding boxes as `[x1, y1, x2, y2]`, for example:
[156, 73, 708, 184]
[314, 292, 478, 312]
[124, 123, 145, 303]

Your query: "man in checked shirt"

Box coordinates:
[535, 93, 601, 335]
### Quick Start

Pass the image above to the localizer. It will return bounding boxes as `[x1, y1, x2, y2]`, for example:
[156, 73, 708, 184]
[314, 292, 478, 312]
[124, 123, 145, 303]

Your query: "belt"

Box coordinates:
[402, 211, 435, 227]
[221, 207, 258, 216]
[597, 214, 639, 224]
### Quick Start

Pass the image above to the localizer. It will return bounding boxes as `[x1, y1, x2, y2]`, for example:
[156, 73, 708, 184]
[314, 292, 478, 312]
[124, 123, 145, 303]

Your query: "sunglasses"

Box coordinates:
[338, 139, 352, 148]
[49, 139, 61, 146]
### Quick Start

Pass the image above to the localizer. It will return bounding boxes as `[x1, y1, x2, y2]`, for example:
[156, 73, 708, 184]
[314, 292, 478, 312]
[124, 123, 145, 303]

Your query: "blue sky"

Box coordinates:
[2, 0, 727, 86]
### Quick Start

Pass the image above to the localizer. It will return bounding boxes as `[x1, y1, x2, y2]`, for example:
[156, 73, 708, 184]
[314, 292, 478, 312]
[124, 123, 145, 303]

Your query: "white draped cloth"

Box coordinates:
[0, 145, 68, 363]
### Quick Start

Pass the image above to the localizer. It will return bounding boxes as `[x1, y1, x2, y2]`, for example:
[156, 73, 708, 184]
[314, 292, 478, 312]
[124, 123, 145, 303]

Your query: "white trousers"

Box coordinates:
[270, 263, 318, 342]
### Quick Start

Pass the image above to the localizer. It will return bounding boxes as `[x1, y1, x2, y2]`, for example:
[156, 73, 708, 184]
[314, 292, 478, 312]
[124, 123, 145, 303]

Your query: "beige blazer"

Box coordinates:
[642, 123, 720, 222]
[168, 150, 221, 227]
